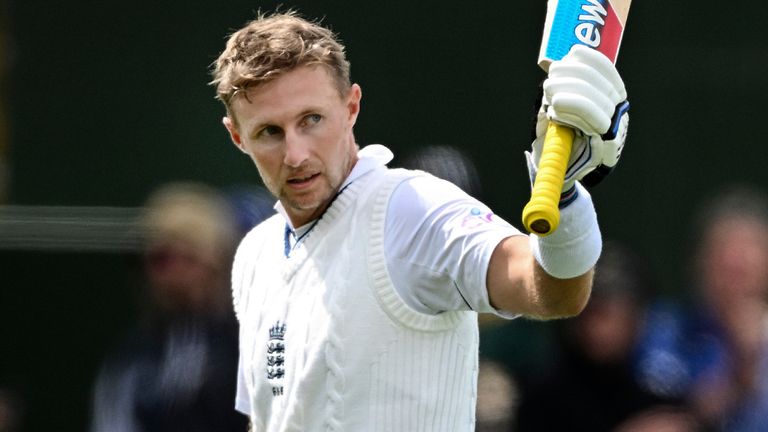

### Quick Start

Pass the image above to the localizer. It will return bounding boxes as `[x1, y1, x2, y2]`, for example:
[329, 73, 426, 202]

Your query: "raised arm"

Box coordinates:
[488, 45, 629, 319]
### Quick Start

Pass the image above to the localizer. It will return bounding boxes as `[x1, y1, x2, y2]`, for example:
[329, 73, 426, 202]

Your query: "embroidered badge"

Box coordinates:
[267, 321, 286, 396]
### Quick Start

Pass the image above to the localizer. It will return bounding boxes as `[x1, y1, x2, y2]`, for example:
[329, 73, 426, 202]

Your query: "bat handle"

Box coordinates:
[522, 121, 574, 236]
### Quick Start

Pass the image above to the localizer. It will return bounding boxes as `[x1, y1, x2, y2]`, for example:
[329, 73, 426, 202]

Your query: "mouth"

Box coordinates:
[287, 173, 320, 188]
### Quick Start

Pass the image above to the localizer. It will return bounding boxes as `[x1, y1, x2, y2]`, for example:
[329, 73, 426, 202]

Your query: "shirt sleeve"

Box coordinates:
[384, 174, 524, 316]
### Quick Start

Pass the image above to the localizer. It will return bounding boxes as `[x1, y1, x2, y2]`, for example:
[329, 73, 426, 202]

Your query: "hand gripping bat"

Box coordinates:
[522, 0, 632, 236]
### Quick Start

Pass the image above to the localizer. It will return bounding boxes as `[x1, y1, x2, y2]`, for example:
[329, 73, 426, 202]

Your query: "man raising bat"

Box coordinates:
[211, 9, 628, 431]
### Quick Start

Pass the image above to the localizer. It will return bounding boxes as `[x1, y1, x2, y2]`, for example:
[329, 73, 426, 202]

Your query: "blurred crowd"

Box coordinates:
[89, 182, 273, 432]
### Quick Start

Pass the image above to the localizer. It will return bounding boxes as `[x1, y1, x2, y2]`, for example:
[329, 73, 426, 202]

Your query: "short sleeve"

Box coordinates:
[384, 174, 524, 316]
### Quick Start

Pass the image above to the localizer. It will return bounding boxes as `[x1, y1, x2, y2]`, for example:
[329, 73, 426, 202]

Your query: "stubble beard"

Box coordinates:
[260, 149, 356, 225]
[282, 175, 336, 216]
[257, 166, 338, 225]
[290, 153, 355, 222]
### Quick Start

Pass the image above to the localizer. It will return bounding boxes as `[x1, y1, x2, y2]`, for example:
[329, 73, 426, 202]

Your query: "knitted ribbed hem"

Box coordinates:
[368, 169, 466, 332]
[529, 183, 602, 279]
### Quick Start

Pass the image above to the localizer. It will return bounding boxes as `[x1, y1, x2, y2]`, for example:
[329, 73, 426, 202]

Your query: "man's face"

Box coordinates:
[224, 65, 361, 227]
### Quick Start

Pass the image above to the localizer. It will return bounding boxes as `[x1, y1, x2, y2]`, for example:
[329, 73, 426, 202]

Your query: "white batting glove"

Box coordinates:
[544, 44, 627, 135]
[526, 45, 630, 199]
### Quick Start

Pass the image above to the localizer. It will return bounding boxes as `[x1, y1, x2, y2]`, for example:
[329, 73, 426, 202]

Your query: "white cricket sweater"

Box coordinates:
[232, 164, 479, 431]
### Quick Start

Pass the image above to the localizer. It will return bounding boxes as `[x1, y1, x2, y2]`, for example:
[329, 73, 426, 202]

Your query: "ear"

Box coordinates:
[346, 84, 362, 126]
[222, 116, 247, 153]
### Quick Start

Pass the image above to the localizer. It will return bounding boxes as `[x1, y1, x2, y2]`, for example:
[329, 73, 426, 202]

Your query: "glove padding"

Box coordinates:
[526, 45, 629, 192]
[543, 45, 627, 136]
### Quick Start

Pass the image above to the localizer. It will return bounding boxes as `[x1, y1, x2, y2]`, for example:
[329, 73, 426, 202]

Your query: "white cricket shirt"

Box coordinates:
[280, 144, 523, 316]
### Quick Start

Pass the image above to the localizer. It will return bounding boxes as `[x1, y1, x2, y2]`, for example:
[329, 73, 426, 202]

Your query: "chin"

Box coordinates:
[281, 195, 321, 215]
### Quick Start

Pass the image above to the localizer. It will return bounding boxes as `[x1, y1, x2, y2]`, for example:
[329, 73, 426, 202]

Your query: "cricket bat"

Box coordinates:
[522, 0, 631, 236]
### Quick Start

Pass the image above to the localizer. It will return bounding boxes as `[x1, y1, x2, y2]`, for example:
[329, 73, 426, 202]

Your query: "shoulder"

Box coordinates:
[384, 168, 517, 253]
[232, 213, 284, 276]
[386, 169, 490, 229]
[390, 170, 475, 208]
[235, 214, 284, 255]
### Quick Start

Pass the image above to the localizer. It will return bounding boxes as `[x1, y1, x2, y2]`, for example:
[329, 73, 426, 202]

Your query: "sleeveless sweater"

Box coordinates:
[232, 164, 480, 431]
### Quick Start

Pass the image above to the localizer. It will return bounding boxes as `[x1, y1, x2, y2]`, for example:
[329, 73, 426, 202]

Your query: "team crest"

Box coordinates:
[267, 320, 286, 396]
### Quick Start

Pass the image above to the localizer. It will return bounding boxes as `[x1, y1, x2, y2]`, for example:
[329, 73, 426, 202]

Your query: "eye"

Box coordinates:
[259, 125, 283, 138]
[303, 113, 322, 127]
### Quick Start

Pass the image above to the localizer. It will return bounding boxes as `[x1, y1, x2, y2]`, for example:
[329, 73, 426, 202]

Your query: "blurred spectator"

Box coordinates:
[636, 184, 768, 431]
[399, 144, 484, 200]
[476, 359, 518, 432]
[515, 241, 693, 431]
[89, 182, 271, 431]
[223, 184, 277, 237]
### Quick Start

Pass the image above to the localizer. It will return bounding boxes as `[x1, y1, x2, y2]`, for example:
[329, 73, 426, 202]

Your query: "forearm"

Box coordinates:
[486, 235, 592, 319]
[527, 183, 599, 317]
[530, 258, 592, 319]
[487, 183, 598, 319]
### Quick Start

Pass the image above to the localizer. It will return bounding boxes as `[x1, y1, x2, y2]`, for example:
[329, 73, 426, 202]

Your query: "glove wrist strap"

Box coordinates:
[559, 185, 579, 208]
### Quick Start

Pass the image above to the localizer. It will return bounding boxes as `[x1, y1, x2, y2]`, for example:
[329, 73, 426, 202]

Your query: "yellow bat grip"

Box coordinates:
[522, 121, 574, 235]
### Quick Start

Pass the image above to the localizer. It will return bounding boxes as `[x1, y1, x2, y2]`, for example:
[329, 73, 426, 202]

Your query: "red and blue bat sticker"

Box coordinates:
[540, 0, 629, 65]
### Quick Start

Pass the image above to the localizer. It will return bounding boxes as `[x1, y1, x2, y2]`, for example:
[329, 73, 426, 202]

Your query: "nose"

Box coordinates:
[283, 130, 310, 168]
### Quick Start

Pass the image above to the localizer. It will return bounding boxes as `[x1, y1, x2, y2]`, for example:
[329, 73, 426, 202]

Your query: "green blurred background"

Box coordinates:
[1, 0, 767, 430]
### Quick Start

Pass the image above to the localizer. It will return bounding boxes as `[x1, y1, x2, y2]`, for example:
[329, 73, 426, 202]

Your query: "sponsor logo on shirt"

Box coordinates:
[461, 207, 495, 229]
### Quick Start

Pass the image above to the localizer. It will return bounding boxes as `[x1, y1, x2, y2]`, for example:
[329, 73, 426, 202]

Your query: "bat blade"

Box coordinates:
[538, 0, 632, 70]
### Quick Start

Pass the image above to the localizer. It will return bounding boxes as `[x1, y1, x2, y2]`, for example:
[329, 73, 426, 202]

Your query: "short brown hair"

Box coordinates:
[210, 11, 351, 111]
